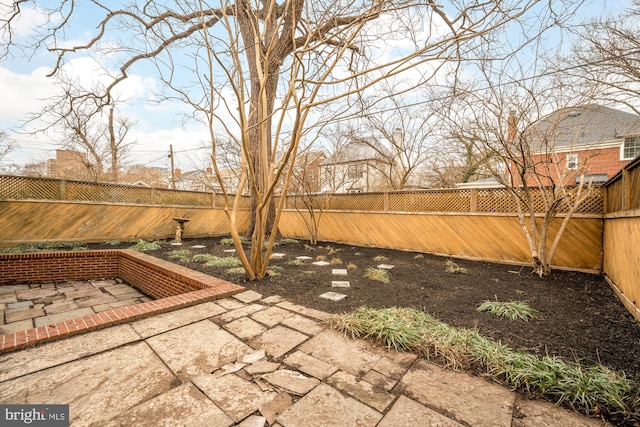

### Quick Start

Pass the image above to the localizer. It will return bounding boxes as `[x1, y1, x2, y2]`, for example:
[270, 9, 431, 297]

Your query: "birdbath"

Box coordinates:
[172, 217, 190, 244]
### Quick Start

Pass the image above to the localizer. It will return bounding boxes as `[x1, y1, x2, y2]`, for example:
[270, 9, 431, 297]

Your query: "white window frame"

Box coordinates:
[566, 153, 578, 170]
[621, 137, 640, 160]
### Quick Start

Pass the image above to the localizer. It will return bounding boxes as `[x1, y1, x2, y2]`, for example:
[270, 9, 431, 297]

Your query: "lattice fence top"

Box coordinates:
[1, 175, 605, 214]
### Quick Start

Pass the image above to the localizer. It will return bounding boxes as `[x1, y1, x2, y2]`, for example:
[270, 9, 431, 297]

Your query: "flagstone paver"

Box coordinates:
[250, 325, 309, 359]
[319, 291, 347, 301]
[332, 268, 348, 276]
[262, 369, 320, 395]
[277, 384, 382, 427]
[331, 280, 350, 288]
[224, 317, 268, 340]
[194, 372, 277, 423]
[131, 302, 226, 338]
[311, 260, 331, 266]
[378, 395, 464, 427]
[146, 320, 251, 380]
[0, 342, 176, 426]
[34, 307, 95, 327]
[295, 256, 313, 260]
[399, 358, 516, 427]
[280, 314, 324, 335]
[233, 290, 264, 303]
[251, 306, 295, 327]
[283, 350, 338, 380]
[102, 383, 234, 427]
[327, 370, 395, 412]
[377, 264, 395, 269]
[513, 398, 610, 427]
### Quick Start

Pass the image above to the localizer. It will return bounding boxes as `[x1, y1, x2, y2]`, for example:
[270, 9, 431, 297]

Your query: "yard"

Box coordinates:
[93, 237, 640, 385]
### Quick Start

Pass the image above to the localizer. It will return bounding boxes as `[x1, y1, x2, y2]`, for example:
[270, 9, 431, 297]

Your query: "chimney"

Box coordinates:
[507, 110, 518, 141]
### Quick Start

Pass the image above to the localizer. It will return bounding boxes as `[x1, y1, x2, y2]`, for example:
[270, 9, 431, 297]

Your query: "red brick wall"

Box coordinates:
[512, 147, 631, 186]
[0, 251, 120, 284]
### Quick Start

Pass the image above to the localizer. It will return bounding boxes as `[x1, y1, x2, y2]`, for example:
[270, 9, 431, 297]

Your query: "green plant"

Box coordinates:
[373, 255, 388, 262]
[331, 307, 637, 419]
[304, 244, 315, 251]
[1, 241, 89, 253]
[129, 240, 162, 252]
[445, 260, 468, 274]
[414, 253, 424, 259]
[347, 263, 357, 271]
[315, 255, 326, 261]
[477, 300, 537, 321]
[266, 265, 283, 276]
[226, 267, 247, 275]
[274, 238, 299, 246]
[330, 257, 342, 265]
[220, 236, 248, 246]
[286, 259, 305, 266]
[204, 256, 242, 268]
[103, 239, 122, 246]
[168, 249, 191, 263]
[192, 253, 217, 263]
[363, 267, 391, 284]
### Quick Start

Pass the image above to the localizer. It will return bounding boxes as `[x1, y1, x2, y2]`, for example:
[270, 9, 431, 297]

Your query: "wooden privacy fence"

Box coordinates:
[602, 156, 640, 322]
[0, 175, 250, 208]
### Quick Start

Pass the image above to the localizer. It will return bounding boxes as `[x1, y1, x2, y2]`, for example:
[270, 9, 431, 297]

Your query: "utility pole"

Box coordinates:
[169, 144, 176, 189]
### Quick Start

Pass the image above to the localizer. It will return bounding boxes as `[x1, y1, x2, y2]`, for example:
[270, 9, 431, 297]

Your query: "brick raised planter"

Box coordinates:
[0, 250, 244, 353]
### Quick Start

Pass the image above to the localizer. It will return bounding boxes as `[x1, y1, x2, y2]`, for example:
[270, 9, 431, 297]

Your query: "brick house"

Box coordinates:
[514, 104, 640, 185]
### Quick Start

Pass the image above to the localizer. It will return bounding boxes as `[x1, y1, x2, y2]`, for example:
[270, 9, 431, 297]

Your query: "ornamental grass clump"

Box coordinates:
[191, 253, 217, 263]
[445, 260, 468, 274]
[477, 300, 537, 321]
[204, 256, 242, 268]
[331, 306, 638, 420]
[168, 249, 191, 263]
[129, 240, 161, 252]
[363, 267, 391, 284]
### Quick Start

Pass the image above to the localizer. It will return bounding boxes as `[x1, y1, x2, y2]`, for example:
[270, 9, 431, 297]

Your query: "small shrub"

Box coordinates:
[373, 255, 388, 262]
[347, 263, 358, 271]
[363, 267, 391, 284]
[275, 238, 299, 246]
[192, 253, 217, 263]
[266, 265, 284, 276]
[220, 236, 248, 246]
[315, 255, 327, 261]
[129, 240, 161, 252]
[168, 249, 191, 263]
[445, 260, 468, 274]
[304, 244, 315, 251]
[104, 239, 122, 246]
[414, 254, 424, 259]
[1, 241, 89, 253]
[330, 257, 343, 265]
[477, 300, 537, 321]
[286, 259, 305, 266]
[226, 267, 247, 275]
[205, 256, 242, 268]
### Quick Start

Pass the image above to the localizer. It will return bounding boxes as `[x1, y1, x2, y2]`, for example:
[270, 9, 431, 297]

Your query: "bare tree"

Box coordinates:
[0, 131, 14, 166]
[2, 0, 584, 279]
[441, 63, 596, 277]
[562, 2, 640, 114]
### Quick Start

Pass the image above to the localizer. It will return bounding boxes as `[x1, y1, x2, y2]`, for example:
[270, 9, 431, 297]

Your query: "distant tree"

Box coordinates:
[0, 131, 14, 166]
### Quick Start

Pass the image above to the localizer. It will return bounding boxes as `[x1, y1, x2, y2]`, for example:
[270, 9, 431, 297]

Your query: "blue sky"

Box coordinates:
[0, 0, 628, 174]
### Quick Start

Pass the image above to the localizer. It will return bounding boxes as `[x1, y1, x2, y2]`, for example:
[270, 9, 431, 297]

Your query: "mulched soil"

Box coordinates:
[90, 237, 640, 385]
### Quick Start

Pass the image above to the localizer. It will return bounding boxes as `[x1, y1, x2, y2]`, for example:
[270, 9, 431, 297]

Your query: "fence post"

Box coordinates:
[622, 168, 630, 211]
[59, 180, 66, 200]
[470, 189, 477, 213]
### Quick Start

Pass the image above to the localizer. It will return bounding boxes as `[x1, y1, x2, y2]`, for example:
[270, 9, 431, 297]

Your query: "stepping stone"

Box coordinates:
[270, 253, 286, 259]
[295, 256, 313, 260]
[223, 249, 236, 253]
[191, 245, 206, 249]
[312, 261, 330, 266]
[319, 292, 347, 301]
[332, 281, 351, 288]
[332, 269, 348, 276]
[377, 264, 395, 269]
[170, 242, 183, 246]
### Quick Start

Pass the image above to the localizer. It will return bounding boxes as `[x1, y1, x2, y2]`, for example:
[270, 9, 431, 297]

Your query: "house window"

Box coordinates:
[622, 137, 640, 160]
[348, 164, 363, 179]
[566, 153, 578, 170]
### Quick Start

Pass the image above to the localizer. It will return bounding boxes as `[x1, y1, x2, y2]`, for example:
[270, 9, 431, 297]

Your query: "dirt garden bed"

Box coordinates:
[85, 237, 640, 386]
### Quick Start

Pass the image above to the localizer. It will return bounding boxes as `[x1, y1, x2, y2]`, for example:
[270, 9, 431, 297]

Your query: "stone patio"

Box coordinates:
[0, 279, 151, 335]
[0, 291, 610, 426]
